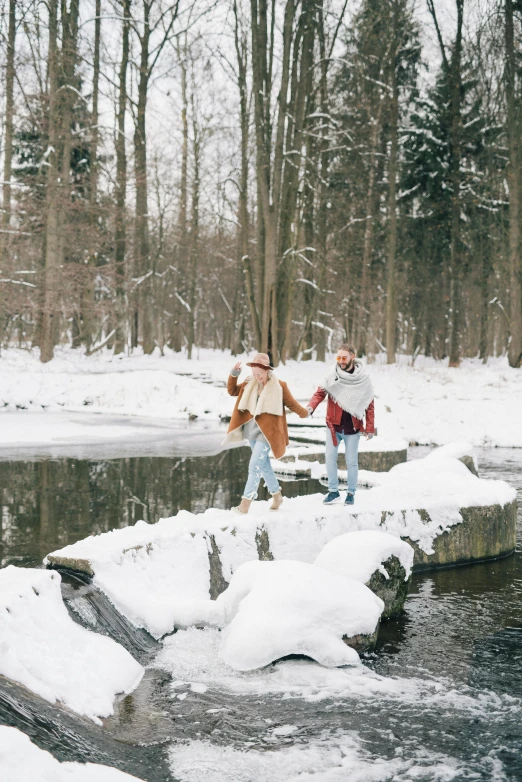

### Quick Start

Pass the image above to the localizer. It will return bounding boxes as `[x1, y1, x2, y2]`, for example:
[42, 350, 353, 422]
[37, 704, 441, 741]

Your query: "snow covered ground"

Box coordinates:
[0, 346, 520, 447]
[0, 567, 143, 723]
[0, 727, 144, 781]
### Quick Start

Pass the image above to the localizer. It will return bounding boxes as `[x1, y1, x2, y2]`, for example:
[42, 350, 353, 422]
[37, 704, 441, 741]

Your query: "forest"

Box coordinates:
[0, 0, 521, 367]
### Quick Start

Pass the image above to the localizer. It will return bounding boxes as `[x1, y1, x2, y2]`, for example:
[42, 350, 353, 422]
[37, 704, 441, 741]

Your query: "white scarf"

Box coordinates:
[320, 360, 374, 419]
[238, 374, 284, 417]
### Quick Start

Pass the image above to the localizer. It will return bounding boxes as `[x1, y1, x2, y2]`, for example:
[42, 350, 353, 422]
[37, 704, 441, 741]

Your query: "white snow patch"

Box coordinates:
[209, 560, 383, 670]
[0, 567, 143, 722]
[314, 530, 414, 583]
[0, 726, 144, 781]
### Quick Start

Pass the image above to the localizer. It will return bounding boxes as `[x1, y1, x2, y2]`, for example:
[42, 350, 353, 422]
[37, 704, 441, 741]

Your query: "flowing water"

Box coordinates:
[0, 430, 521, 781]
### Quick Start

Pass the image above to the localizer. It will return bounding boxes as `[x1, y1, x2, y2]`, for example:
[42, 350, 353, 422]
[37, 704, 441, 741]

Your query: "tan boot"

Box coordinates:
[232, 497, 252, 514]
[270, 491, 283, 511]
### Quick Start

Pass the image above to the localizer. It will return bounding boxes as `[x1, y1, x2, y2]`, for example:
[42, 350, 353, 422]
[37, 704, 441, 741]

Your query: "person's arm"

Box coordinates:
[227, 361, 243, 397]
[307, 387, 327, 414]
[282, 384, 309, 418]
[364, 399, 375, 435]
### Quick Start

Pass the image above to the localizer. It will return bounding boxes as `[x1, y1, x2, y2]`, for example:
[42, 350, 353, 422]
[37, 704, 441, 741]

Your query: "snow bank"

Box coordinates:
[46, 452, 515, 637]
[0, 346, 521, 447]
[209, 560, 383, 670]
[0, 727, 144, 781]
[0, 567, 143, 722]
[314, 530, 414, 584]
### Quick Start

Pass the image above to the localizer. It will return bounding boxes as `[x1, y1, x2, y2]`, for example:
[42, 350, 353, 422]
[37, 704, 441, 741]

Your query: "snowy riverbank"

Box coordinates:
[0, 347, 520, 447]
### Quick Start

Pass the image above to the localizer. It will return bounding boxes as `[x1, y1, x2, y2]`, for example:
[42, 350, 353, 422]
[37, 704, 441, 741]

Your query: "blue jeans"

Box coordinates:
[243, 440, 280, 500]
[325, 431, 360, 494]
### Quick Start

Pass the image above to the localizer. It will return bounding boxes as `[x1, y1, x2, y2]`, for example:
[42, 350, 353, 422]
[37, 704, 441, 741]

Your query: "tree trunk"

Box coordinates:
[447, 0, 464, 367]
[134, 2, 151, 352]
[276, 0, 315, 363]
[40, 0, 60, 362]
[505, 0, 522, 367]
[187, 113, 200, 360]
[80, 0, 101, 352]
[114, 0, 131, 354]
[175, 38, 189, 352]
[234, 0, 260, 345]
[315, 2, 329, 362]
[356, 111, 382, 355]
[385, 22, 399, 364]
[1, 0, 16, 258]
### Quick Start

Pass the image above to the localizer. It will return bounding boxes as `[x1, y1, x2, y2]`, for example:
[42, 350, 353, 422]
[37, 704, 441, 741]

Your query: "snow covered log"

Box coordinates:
[314, 531, 414, 620]
[0, 567, 143, 723]
[45, 454, 516, 639]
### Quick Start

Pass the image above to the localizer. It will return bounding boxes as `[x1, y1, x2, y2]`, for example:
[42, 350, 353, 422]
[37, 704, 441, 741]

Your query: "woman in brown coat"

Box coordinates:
[223, 352, 309, 514]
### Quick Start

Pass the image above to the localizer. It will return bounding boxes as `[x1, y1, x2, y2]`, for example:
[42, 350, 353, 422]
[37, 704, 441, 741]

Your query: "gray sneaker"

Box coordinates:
[323, 491, 341, 505]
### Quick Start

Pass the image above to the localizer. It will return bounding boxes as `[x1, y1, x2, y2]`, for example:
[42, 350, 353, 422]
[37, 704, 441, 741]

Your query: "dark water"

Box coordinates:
[1, 438, 522, 780]
[0, 439, 322, 569]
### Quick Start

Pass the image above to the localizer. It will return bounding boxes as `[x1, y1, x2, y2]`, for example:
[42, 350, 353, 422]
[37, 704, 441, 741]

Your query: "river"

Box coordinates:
[0, 427, 521, 781]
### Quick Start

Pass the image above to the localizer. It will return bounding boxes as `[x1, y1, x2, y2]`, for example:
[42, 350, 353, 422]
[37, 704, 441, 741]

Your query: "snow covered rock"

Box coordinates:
[0, 567, 143, 723]
[209, 560, 384, 670]
[46, 522, 215, 638]
[314, 531, 414, 619]
[425, 441, 479, 476]
[0, 726, 144, 781]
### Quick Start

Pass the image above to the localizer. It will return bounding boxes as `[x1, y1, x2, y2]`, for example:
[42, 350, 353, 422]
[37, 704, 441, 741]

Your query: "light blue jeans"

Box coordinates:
[325, 431, 360, 494]
[243, 439, 280, 500]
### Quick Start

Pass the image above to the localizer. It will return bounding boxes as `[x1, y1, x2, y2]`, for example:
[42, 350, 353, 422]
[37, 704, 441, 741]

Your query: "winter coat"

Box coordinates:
[224, 374, 309, 459]
[308, 387, 375, 446]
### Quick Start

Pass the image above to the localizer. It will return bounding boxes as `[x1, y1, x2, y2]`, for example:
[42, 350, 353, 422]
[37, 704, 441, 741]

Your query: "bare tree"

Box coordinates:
[114, 0, 131, 354]
[131, 0, 181, 354]
[505, 0, 522, 367]
[1, 0, 16, 256]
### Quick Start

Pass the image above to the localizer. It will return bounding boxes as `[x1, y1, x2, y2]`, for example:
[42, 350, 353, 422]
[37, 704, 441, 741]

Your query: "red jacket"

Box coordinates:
[308, 387, 375, 445]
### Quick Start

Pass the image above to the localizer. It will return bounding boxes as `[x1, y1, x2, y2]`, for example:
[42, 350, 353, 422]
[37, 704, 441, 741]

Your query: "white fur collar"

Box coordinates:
[238, 374, 283, 417]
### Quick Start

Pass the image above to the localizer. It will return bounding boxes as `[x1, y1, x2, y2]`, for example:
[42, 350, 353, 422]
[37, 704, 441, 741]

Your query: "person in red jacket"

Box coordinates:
[307, 343, 375, 506]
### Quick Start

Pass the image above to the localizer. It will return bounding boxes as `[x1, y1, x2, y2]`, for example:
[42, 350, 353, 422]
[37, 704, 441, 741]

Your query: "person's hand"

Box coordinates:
[232, 361, 242, 372]
[306, 406, 314, 417]
[365, 432, 374, 440]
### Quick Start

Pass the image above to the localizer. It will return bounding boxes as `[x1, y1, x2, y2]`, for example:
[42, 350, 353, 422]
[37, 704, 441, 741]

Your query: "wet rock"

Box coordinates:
[365, 555, 411, 620]
[409, 500, 517, 571]
[354, 449, 407, 472]
[343, 625, 380, 653]
[458, 454, 479, 476]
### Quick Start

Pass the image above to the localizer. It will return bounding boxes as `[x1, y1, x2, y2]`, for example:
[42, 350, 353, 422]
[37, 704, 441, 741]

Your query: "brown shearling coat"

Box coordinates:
[225, 374, 309, 459]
